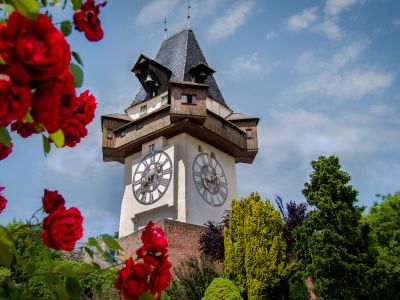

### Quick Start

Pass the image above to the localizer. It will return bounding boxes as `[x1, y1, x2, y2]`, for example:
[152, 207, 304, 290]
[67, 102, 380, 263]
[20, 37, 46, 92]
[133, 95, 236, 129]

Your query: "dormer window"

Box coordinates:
[106, 129, 113, 139]
[189, 63, 215, 84]
[140, 105, 147, 116]
[181, 94, 197, 104]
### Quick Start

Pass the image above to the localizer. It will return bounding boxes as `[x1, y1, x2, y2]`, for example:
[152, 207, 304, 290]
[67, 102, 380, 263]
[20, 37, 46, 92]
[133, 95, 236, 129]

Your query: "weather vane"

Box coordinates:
[187, 0, 191, 28]
[164, 18, 167, 39]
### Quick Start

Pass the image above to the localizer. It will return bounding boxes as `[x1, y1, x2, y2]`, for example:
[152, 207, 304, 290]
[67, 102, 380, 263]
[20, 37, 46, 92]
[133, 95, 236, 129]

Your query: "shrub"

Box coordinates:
[202, 278, 243, 300]
[161, 256, 221, 300]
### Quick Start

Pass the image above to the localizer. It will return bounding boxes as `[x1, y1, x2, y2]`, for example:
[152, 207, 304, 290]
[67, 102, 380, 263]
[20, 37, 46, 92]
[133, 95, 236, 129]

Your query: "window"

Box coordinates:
[106, 129, 113, 139]
[160, 96, 168, 106]
[181, 94, 197, 104]
[139, 105, 147, 116]
[246, 128, 253, 139]
[148, 144, 155, 152]
[120, 130, 127, 137]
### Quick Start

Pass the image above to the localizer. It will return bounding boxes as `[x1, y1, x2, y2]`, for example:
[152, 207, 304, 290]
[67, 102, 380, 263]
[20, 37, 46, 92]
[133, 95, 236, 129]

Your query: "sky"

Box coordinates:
[1, 0, 400, 238]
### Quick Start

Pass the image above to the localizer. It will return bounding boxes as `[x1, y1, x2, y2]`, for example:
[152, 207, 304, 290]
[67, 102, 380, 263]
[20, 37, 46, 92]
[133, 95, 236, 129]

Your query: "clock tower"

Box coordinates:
[101, 29, 259, 238]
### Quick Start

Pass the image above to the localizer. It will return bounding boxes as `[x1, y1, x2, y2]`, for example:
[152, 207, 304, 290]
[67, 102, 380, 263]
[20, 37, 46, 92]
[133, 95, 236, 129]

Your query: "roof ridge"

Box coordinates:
[181, 29, 189, 81]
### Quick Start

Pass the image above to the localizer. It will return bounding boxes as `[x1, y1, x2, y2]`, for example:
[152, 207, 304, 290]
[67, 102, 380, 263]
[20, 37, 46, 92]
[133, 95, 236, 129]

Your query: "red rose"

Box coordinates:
[0, 72, 32, 127]
[2, 12, 70, 80]
[0, 142, 12, 161]
[42, 206, 83, 251]
[42, 189, 65, 214]
[60, 114, 88, 147]
[137, 222, 168, 259]
[0, 187, 8, 214]
[11, 120, 38, 138]
[150, 255, 172, 298]
[73, 0, 107, 42]
[74, 90, 97, 125]
[115, 258, 151, 300]
[31, 69, 75, 133]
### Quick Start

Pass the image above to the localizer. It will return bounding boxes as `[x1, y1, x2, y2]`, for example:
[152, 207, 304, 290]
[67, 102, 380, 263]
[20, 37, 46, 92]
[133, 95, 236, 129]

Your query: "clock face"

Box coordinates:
[132, 150, 172, 205]
[192, 153, 228, 207]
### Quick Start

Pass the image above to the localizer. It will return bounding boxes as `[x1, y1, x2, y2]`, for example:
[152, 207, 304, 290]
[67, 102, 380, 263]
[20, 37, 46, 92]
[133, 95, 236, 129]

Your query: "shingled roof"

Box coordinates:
[131, 29, 227, 108]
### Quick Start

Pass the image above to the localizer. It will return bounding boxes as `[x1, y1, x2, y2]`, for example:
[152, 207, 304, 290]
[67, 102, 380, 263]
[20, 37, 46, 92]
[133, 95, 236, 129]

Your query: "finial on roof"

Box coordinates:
[187, 0, 191, 28]
[164, 18, 167, 40]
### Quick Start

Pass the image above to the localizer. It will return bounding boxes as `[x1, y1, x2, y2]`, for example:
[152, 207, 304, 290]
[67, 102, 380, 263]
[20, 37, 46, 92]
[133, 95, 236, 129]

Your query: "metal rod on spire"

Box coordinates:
[164, 18, 167, 40]
[187, 0, 191, 28]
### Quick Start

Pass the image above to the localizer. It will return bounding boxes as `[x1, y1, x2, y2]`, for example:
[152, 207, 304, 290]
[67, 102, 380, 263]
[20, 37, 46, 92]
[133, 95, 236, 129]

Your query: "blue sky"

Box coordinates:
[1, 0, 399, 238]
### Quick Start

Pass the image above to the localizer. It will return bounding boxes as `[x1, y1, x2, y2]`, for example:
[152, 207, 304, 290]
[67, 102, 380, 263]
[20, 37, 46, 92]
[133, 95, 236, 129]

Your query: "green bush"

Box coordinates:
[288, 275, 308, 300]
[161, 256, 221, 300]
[202, 278, 243, 300]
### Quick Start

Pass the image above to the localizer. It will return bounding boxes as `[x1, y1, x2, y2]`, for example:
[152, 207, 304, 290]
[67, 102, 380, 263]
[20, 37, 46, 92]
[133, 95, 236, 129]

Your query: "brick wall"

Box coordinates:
[117, 219, 206, 268]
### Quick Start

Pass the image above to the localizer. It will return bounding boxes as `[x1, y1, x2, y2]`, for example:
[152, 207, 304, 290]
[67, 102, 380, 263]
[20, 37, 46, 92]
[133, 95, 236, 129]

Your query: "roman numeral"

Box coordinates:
[163, 168, 171, 176]
[160, 178, 169, 187]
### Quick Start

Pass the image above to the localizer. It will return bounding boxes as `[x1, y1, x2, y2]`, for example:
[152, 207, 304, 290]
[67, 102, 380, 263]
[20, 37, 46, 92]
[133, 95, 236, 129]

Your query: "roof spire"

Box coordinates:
[164, 18, 167, 40]
[187, 0, 191, 28]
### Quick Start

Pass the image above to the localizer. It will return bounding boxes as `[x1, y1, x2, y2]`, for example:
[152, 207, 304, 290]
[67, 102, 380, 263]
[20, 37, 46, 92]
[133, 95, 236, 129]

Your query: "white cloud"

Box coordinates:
[208, 2, 255, 41]
[136, 0, 181, 27]
[325, 0, 360, 16]
[231, 53, 263, 74]
[291, 40, 393, 100]
[265, 31, 278, 40]
[393, 18, 400, 28]
[294, 70, 393, 100]
[311, 18, 342, 39]
[287, 7, 318, 31]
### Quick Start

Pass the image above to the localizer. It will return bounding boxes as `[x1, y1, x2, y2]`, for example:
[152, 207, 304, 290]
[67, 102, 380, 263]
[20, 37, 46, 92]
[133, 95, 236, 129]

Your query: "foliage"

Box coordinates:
[287, 274, 308, 300]
[294, 156, 375, 300]
[275, 196, 307, 261]
[202, 277, 243, 300]
[363, 193, 400, 299]
[225, 193, 292, 300]
[199, 211, 230, 262]
[0, 222, 120, 299]
[161, 256, 220, 300]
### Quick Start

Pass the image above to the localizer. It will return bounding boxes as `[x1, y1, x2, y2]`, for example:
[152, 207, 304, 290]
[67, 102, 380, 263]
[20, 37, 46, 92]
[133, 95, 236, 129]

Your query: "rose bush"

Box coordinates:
[116, 222, 172, 300]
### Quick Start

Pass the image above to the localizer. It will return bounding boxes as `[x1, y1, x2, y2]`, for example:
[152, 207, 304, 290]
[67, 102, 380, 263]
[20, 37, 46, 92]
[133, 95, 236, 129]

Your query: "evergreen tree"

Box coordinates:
[294, 156, 373, 299]
[225, 193, 291, 300]
[364, 193, 400, 299]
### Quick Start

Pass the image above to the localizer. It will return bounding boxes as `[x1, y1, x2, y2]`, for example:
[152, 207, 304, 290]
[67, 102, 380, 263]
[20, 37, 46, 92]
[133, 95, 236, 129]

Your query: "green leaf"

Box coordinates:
[71, 0, 82, 10]
[0, 243, 13, 267]
[84, 246, 94, 259]
[22, 111, 33, 123]
[101, 234, 123, 251]
[10, 0, 39, 20]
[65, 277, 81, 300]
[88, 237, 103, 254]
[0, 127, 11, 148]
[138, 291, 157, 300]
[69, 63, 84, 88]
[102, 251, 113, 264]
[0, 227, 13, 247]
[72, 51, 84, 67]
[0, 4, 15, 16]
[49, 129, 65, 148]
[42, 134, 51, 155]
[60, 20, 72, 37]
[92, 262, 101, 269]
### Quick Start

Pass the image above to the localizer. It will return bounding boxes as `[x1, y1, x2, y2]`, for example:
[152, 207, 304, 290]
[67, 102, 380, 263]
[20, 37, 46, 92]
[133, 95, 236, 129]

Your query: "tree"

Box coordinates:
[364, 193, 400, 299]
[294, 156, 374, 299]
[275, 196, 307, 261]
[225, 193, 291, 300]
[199, 211, 229, 262]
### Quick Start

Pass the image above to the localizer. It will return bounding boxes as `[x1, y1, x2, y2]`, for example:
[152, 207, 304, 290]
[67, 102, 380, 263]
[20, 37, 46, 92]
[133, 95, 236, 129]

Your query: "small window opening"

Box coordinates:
[161, 96, 168, 105]
[140, 105, 147, 116]
[246, 129, 253, 139]
[106, 129, 113, 139]
[181, 94, 197, 104]
[198, 145, 203, 153]
[149, 144, 155, 153]
[120, 130, 127, 137]
[136, 123, 143, 130]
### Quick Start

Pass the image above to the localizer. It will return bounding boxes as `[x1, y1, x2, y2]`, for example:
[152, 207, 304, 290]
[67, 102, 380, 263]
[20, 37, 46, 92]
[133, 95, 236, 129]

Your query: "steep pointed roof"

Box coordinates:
[131, 29, 227, 107]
